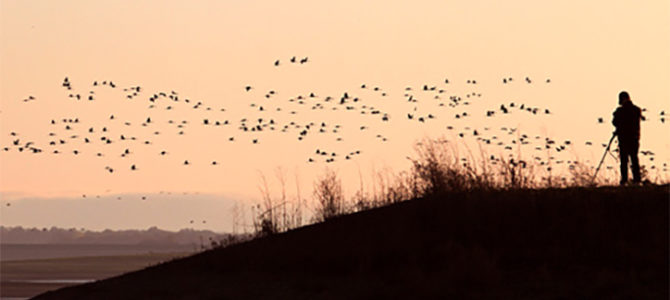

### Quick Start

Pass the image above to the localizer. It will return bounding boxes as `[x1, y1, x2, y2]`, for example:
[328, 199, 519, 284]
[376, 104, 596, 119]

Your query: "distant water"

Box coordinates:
[0, 243, 198, 261]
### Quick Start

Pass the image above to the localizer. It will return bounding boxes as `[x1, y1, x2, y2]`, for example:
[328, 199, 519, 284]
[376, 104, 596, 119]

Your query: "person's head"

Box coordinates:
[619, 91, 631, 105]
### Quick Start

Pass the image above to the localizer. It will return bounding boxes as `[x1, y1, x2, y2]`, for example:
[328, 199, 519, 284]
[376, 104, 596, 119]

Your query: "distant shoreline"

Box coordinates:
[0, 243, 198, 261]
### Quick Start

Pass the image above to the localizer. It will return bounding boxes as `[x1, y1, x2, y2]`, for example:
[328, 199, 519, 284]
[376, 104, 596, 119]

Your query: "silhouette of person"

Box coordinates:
[612, 91, 643, 185]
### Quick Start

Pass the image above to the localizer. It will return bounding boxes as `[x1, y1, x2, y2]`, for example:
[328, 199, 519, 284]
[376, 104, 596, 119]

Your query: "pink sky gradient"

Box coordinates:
[1, 0, 669, 231]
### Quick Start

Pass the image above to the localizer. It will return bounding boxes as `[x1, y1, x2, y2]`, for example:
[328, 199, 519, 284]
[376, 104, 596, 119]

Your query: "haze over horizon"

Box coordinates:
[1, 0, 669, 231]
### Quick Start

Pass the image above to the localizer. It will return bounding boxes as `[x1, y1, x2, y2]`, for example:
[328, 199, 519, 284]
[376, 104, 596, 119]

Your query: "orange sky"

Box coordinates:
[1, 0, 669, 231]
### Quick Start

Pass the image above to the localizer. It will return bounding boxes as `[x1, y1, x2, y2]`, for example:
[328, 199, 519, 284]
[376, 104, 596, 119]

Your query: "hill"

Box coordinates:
[34, 185, 669, 299]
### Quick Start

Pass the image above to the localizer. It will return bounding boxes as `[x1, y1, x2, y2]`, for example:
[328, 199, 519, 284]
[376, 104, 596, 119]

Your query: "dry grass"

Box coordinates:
[241, 136, 668, 239]
[312, 168, 345, 222]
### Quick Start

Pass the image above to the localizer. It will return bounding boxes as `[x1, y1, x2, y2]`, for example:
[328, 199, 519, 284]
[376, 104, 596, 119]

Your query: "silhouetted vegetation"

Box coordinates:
[312, 168, 346, 222]
[245, 137, 667, 238]
[251, 170, 305, 238]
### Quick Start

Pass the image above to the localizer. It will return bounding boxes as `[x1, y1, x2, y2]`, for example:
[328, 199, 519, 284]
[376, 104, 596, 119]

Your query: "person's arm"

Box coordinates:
[612, 109, 620, 129]
[612, 108, 625, 136]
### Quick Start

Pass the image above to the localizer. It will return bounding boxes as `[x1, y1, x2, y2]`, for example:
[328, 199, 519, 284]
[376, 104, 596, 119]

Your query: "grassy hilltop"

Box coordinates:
[34, 185, 668, 300]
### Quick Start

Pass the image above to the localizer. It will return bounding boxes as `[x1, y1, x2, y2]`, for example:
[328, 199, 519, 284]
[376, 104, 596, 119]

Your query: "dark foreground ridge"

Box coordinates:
[35, 185, 669, 299]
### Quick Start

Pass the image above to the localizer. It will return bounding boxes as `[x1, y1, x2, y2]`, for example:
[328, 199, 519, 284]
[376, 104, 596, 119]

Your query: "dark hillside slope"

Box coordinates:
[35, 185, 669, 299]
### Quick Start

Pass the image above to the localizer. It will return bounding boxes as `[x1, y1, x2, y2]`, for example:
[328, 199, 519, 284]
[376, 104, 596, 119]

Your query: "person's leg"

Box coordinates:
[631, 141, 641, 183]
[619, 145, 629, 185]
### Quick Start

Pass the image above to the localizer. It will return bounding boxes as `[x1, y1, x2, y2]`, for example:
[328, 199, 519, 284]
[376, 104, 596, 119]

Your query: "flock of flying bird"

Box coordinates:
[2, 58, 669, 205]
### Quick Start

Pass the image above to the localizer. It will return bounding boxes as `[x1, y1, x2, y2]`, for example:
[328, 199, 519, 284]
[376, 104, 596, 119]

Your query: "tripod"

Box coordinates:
[592, 132, 616, 183]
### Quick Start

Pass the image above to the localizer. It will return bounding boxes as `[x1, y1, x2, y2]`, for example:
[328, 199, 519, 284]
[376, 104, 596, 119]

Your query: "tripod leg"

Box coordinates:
[592, 133, 616, 183]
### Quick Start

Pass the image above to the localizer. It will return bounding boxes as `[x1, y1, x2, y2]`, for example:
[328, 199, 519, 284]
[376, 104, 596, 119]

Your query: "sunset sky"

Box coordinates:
[1, 0, 669, 232]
